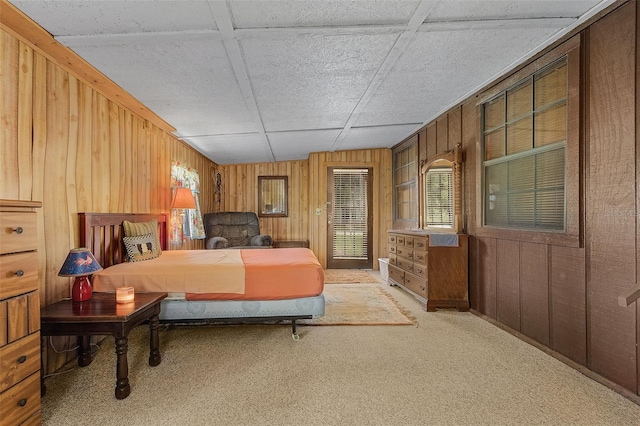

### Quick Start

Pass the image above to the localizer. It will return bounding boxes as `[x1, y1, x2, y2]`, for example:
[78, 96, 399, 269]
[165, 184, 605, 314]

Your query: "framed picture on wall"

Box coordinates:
[258, 176, 288, 217]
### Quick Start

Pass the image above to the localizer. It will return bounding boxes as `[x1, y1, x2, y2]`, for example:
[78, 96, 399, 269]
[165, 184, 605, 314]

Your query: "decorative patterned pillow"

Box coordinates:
[123, 233, 159, 262]
[123, 219, 162, 255]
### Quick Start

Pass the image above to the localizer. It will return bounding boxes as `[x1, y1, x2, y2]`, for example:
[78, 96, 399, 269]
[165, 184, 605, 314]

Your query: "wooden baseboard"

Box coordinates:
[470, 309, 640, 406]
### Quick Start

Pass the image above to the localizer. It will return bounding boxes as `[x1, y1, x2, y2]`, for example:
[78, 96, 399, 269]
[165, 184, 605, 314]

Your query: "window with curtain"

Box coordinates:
[170, 162, 205, 241]
[482, 58, 567, 231]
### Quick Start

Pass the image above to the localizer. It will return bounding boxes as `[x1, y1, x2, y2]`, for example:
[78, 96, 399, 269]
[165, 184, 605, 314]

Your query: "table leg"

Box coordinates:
[114, 336, 130, 400]
[78, 335, 92, 367]
[148, 314, 161, 366]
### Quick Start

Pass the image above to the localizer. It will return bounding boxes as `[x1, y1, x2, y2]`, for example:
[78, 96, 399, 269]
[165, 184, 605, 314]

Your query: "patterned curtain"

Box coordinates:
[170, 162, 205, 241]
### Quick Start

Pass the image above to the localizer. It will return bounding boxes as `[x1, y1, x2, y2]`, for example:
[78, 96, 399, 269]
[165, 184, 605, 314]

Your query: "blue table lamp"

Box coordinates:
[58, 248, 103, 302]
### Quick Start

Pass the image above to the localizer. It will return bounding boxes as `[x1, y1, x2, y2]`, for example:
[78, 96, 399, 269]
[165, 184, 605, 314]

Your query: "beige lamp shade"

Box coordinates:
[171, 187, 196, 209]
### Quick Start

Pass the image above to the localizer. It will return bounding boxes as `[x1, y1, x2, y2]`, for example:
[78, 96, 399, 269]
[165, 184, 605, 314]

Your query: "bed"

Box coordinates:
[80, 213, 325, 339]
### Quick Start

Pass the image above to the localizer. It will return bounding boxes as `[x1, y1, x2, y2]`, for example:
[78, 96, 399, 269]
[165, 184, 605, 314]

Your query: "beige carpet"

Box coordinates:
[303, 284, 417, 326]
[40, 278, 640, 426]
[323, 269, 380, 283]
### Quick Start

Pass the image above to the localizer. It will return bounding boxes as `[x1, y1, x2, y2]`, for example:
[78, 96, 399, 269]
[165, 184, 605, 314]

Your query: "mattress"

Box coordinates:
[92, 248, 324, 301]
[159, 294, 326, 321]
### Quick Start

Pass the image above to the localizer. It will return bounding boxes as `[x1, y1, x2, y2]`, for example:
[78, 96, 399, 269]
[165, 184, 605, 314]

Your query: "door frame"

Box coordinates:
[326, 166, 373, 269]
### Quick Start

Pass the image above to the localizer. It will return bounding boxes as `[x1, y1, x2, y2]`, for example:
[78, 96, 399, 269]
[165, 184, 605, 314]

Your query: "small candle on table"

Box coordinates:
[116, 287, 135, 304]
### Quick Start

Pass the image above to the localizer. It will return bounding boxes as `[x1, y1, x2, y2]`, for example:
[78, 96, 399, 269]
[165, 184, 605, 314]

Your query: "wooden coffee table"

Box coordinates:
[40, 292, 167, 399]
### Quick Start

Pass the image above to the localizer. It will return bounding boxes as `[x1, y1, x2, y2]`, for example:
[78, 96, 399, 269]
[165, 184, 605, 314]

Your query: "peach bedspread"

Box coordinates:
[92, 248, 324, 301]
[187, 248, 324, 301]
[93, 250, 245, 294]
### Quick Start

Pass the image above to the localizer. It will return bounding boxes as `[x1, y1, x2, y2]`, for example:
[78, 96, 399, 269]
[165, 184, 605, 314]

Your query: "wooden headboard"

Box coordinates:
[79, 213, 168, 267]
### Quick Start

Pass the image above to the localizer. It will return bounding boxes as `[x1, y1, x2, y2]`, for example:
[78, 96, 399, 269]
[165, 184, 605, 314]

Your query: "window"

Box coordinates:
[425, 167, 454, 228]
[393, 141, 418, 226]
[482, 58, 567, 231]
[170, 162, 205, 242]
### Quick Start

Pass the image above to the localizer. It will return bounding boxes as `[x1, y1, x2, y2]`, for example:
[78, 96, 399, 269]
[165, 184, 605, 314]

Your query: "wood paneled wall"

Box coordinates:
[308, 149, 393, 268]
[217, 160, 310, 242]
[411, 1, 640, 399]
[218, 149, 393, 269]
[1, 20, 216, 373]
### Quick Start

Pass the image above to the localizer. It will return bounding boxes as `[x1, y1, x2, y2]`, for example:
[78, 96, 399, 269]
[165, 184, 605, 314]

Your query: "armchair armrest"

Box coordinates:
[206, 236, 229, 249]
[251, 234, 273, 247]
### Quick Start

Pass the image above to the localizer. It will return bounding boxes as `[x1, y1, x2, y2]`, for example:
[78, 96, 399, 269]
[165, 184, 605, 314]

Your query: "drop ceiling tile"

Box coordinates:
[268, 129, 342, 161]
[354, 24, 566, 127]
[229, 0, 421, 28]
[65, 34, 256, 136]
[185, 134, 272, 165]
[241, 32, 398, 132]
[425, 0, 603, 22]
[9, 0, 217, 36]
[338, 125, 421, 151]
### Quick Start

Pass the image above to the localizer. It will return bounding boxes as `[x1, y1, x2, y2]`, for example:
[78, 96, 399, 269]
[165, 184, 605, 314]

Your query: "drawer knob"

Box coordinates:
[15, 270, 25, 277]
[420, 286, 426, 291]
[17, 355, 27, 363]
[13, 227, 24, 234]
[18, 398, 27, 407]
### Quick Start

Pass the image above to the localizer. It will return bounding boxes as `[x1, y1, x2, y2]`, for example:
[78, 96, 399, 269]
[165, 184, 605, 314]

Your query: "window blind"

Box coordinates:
[425, 168, 454, 227]
[332, 169, 368, 259]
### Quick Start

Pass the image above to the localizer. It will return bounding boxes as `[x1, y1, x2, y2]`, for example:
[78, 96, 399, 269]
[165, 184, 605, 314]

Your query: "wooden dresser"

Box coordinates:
[387, 230, 469, 312]
[0, 200, 42, 425]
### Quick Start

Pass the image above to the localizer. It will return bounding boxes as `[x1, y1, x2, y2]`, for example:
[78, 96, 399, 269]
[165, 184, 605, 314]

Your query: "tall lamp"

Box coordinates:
[58, 248, 103, 302]
[171, 187, 197, 239]
[171, 187, 197, 211]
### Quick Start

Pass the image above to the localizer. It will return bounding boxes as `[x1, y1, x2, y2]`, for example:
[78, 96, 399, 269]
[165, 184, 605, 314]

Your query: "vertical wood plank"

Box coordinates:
[477, 237, 497, 318]
[448, 106, 462, 151]
[550, 245, 586, 365]
[76, 83, 93, 213]
[462, 100, 477, 234]
[587, 2, 637, 392]
[0, 300, 7, 346]
[65, 75, 79, 249]
[27, 292, 39, 334]
[436, 117, 448, 155]
[7, 295, 27, 343]
[520, 242, 549, 346]
[17, 41, 33, 200]
[426, 123, 436, 161]
[496, 239, 520, 331]
[1, 30, 19, 199]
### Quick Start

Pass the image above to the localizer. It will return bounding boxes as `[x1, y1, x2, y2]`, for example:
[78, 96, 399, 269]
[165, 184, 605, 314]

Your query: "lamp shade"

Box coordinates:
[171, 187, 197, 209]
[58, 248, 103, 277]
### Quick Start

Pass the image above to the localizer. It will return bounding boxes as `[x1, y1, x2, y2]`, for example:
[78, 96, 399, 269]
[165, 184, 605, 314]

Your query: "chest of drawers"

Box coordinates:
[0, 199, 42, 426]
[387, 230, 469, 312]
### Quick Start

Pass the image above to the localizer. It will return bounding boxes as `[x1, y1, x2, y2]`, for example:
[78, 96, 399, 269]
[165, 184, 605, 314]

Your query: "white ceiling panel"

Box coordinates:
[185, 134, 272, 165]
[63, 33, 256, 137]
[240, 32, 399, 132]
[354, 23, 567, 128]
[268, 129, 342, 161]
[7, 0, 614, 165]
[340, 125, 423, 151]
[425, 0, 603, 22]
[10, 1, 217, 35]
[229, 0, 421, 28]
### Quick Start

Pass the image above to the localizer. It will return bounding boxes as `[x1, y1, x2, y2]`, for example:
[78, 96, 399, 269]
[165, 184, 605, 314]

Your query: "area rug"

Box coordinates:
[323, 269, 380, 284]
[302, 284, 417, 326]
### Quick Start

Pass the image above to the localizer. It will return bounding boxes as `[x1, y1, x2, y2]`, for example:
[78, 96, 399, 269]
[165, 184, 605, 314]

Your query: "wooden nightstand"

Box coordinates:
[40, 292, 167, 399]
[273, 240, 309, 248]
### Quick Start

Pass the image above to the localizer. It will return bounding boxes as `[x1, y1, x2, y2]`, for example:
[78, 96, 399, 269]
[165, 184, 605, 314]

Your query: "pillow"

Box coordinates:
[123, 219, 162, 255]
[123, 233, 159, 262]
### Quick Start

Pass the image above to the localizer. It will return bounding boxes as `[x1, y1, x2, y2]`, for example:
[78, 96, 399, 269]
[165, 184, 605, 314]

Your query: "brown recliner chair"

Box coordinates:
[203, 212, 272, 249]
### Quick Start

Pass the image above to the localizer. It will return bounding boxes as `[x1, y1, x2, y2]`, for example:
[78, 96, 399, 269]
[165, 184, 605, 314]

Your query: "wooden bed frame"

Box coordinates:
[79, 212, 324, 339]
